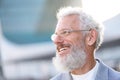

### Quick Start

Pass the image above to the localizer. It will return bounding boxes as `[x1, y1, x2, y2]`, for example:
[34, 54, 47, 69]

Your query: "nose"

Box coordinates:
[51, 34, 64, 44]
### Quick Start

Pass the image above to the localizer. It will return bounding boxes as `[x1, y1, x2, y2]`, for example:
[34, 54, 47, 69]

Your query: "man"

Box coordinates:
[50, 7, 120, 80]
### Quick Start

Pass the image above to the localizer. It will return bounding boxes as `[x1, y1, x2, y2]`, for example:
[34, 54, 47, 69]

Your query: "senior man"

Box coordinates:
[50, 7, 120, 80]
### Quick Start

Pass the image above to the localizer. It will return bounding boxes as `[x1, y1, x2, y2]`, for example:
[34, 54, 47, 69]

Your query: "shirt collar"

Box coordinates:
[71, 61, 99, 80]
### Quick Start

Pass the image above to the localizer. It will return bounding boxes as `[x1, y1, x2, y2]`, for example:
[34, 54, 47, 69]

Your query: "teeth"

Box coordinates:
[60, 48, 66, 52]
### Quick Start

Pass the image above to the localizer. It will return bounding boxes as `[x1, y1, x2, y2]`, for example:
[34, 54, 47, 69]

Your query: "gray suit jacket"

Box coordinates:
[50, 59, 120, 80]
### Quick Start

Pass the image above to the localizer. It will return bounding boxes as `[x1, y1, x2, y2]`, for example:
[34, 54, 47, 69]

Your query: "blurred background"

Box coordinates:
[0, 0, 120, 80]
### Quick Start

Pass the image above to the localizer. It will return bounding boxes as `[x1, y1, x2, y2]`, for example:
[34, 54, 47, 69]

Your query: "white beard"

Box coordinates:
[52, 45, 86, 72]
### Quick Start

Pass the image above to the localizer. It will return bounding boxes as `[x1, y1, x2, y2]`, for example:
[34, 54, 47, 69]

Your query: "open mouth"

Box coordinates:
[59, 48, 67, 52]
[57, 44, 71, 54]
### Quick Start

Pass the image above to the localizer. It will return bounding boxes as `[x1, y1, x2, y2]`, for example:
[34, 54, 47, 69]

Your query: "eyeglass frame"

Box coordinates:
[51, 29, 91, 41]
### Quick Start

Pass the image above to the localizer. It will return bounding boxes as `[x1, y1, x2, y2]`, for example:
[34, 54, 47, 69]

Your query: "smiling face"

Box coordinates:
[52, 14, 87, 71]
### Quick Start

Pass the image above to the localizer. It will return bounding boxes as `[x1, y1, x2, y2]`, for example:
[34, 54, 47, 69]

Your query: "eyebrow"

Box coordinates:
[57, 27, 73, 31]
[55, 29, 70, 33]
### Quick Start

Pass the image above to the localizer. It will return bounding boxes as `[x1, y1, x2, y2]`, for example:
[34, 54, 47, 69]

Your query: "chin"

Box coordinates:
[52, 48, 86, 72]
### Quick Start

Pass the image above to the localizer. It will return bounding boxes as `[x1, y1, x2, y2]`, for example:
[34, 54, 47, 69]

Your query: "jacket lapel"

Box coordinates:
[95, 59, 108, 80]
[62, 72, 73, 80]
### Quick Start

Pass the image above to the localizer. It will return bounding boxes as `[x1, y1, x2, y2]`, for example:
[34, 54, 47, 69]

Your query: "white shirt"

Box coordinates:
[71, 61, 99, 80]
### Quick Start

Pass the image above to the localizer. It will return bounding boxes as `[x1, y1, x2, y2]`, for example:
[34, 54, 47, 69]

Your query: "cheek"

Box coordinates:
[73, 36, 85, 48]
[65, 35, 85, 48]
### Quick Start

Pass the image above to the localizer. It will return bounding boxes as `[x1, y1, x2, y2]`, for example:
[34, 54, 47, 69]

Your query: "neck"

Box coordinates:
[71, 58, 96, 75]
[71, 44, 96, 75]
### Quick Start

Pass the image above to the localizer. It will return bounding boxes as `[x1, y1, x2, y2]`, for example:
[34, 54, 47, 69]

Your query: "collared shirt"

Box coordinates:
[71, 61, 99, 80]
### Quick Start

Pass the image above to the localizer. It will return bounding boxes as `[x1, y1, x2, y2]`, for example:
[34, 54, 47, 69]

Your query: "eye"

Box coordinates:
[61, 30, 71, 35]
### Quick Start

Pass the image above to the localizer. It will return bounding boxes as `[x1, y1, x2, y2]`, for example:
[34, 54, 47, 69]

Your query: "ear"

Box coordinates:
[86, 29, 98, 46]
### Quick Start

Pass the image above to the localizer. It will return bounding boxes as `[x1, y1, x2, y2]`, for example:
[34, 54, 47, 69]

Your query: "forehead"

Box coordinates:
[56, 14, 81, 30]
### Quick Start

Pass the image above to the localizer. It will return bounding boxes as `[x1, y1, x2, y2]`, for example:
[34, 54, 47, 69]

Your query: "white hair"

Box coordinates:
[57, 6, 104, 49]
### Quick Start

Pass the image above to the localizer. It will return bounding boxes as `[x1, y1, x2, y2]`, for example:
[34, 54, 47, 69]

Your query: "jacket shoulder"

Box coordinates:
[108, 68, 120, 80]
[50, 73, 65, 80]
[50, 72, 70, 80]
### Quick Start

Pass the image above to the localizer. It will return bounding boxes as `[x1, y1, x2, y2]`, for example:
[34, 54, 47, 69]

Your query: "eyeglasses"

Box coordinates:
[51, 29, 90, 41]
